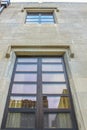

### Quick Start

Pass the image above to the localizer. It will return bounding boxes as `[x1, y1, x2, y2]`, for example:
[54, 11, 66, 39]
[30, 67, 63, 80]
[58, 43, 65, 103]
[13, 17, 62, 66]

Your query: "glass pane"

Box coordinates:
[42, 64, 63, 72]
[12, 84, 37, 94]
[17, 58, 37, 63]
[41, 19, 54, 22]
[41, 15, 53, 18]
[42, 73, 65, 82]
[41, 21, 54, 24]
[14, 73, 37, 82]
[26, 21, 39, 24]
[43, 84, 68, 94]
[44, 113, 72, 128]
[16, 64, 37, 72]
[6, 113, 35, 128]
[26, 19, 39, 22]
[42, 58, 62, 63]
[9, 96, 36, 108]
[43, 96, 70, 109]
[27, 15, 39, 19]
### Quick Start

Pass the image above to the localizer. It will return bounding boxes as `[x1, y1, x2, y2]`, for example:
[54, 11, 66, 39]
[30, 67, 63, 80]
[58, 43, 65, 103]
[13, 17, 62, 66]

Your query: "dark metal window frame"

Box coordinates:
[1, 56, 78, 130]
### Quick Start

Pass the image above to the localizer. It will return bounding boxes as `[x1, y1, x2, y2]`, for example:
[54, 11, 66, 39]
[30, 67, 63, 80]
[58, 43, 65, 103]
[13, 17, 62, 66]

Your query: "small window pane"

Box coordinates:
[41, 19, 54, 22]
[6, 113, 35, 128]
[16, 64, 37, 72]
[43, 96, 70, 109]
[26, 19, 39, 22]
[26, 21, 39, 24]
[27, 15, 39, 19]
[42, 73, 65, 82]
[42, 64, 63, 72]
[9, 96, 36, 108]
[12, 84, 37, 94]
[17, 58, 37, 63]
[42, 58, 62, 63]
[44, 113, 72, 128]
[42, 84, 68, 94]
[41, 15, 53, 18]
[41, 21, 54, 24]
[14, 73, 37, 82]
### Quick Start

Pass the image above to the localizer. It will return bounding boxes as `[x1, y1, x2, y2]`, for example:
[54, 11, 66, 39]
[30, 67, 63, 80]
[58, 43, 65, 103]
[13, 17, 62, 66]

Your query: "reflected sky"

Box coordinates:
[14, 73, 37, 82]
[12, 84, 37, 94]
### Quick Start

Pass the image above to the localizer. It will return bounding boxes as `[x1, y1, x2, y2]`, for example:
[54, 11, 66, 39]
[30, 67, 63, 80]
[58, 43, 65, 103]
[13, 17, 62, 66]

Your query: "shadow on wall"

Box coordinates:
[0, 0, 10, 14]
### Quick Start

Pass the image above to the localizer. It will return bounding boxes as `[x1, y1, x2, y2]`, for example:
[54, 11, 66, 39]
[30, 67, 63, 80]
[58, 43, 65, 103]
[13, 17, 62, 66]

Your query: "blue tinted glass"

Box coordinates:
[41, 15, 53, 19]
[27, 15, 39, 19]
[26, 19, 39, 22]
[41, 19, 54, 22]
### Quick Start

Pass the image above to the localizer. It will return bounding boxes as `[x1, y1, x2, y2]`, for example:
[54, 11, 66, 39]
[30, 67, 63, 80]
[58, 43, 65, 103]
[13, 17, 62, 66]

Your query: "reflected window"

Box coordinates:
[43, 96, 71, 109]
[2, 57, 78, 130]
[26, 12, 54, 24]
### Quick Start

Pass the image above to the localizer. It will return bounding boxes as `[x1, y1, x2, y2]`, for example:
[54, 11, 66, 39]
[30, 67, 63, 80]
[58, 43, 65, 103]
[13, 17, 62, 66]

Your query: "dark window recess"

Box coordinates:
[1, 57, 78, 130]
[25, 12, 54, 24]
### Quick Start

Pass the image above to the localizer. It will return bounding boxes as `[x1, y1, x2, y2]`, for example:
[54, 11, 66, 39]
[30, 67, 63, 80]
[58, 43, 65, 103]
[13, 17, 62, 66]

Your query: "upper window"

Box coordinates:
[2, 57, 78, 130]
[25, 12, 55, 24]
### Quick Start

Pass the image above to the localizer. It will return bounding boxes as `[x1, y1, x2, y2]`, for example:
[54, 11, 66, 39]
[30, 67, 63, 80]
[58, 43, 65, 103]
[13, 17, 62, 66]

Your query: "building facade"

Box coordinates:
[0, 1, 87, 130]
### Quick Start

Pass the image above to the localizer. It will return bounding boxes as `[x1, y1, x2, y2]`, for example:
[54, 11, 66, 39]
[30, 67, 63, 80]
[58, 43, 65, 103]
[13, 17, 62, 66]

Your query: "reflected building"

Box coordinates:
[51, 89, 72, 128]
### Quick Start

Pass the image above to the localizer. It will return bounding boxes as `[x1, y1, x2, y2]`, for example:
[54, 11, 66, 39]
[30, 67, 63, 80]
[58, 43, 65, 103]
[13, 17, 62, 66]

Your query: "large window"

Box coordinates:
[25, 12, 54, 24]
[2, 57, 78, 130]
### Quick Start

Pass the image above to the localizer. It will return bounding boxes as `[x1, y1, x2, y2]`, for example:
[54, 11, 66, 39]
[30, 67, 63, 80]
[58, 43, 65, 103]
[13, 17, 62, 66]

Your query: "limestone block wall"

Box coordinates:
[0, 2, 87, 130]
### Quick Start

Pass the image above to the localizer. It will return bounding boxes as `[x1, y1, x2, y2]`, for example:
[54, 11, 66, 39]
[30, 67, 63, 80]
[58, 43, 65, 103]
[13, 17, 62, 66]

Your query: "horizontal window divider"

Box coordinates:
[43, 128, 74, 130]
[43, 109, 71, 113]
[42, 81, 66, 84]
[17, 62, 37, 65]
[10, 94, 36, 96]
[8, 108, 36, 113]
[42, 71, 64, 73]
[15, 71, 37, 74]
[2, 128, 75, 130]
[3, 128, 36, 130]
[13, 81, 37, 84]
[42, 94, 69, 97]
[42, 62, 62, 65]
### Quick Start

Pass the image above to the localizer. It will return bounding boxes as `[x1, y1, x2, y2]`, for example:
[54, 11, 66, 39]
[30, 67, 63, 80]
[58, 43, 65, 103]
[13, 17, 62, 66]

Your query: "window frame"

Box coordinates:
[24, 8, 57, 24]
[1, 56, 78, 130]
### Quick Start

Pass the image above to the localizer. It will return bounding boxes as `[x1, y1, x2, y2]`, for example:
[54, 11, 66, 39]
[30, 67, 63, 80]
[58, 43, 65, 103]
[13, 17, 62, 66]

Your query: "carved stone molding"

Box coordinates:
[5, 45, 74, 58]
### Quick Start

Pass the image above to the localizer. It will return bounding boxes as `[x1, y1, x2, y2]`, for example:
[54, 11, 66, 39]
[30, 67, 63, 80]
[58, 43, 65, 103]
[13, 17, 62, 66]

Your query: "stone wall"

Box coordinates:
[0, 2, 87, 130]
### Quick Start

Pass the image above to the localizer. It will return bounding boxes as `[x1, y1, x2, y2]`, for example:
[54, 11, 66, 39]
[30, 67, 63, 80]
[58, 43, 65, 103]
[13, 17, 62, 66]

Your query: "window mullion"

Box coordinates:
[36, 58, 43, 129]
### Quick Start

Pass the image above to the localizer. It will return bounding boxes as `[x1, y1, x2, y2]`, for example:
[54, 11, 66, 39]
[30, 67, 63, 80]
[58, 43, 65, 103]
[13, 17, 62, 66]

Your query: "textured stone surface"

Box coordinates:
[0, 2, 87, 130]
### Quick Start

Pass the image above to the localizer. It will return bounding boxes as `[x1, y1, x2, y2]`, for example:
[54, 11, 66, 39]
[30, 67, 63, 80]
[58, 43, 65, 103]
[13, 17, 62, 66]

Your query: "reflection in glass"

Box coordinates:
[14, 73, 37, 82]
[41, 21, 54, 24]
[12, 84, 37, 94]
[42, 58, 62, 63]
[42, 73, 65, 82]
[43, 96, 70, 109]
[41, 16, 53, 18]
[27, 15, 39, 19]
[17, 58, 37, 63]
[26, 19, 39, 22]
[43, 84, 68, 94]
[42, 64, 63, 72]
[44, 113, 72, 128]
[26, 21, 39, 24]
[9, 96, 36, 108]
[6, 113, 35, 128]
[16, 64, 37, 72]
